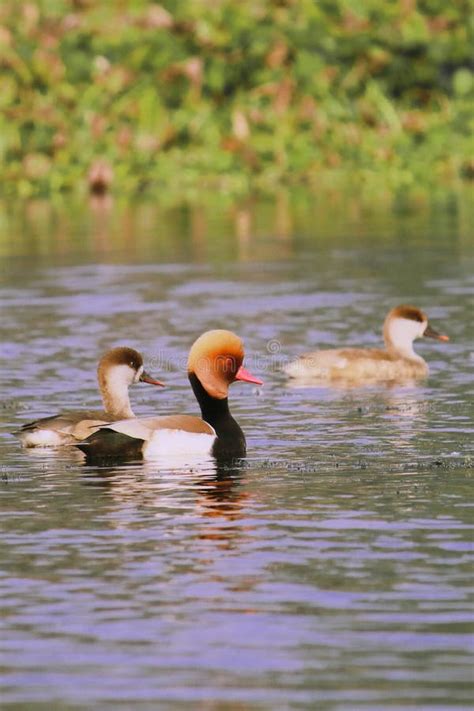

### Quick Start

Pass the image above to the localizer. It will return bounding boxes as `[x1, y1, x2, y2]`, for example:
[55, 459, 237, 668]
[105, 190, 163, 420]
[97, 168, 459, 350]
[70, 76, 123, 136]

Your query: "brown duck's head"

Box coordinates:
[98, 347, 164, 388]
[188, 329, 263, 399]
[384, 305, 449, 351]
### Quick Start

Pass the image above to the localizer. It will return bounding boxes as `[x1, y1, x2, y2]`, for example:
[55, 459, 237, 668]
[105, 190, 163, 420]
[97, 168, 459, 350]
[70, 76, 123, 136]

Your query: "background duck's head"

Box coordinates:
[383, 305, 449, 359]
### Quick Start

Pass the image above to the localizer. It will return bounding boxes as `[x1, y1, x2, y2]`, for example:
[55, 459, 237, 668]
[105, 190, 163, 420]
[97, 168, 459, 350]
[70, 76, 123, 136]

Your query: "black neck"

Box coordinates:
[188, 372, 246, 458]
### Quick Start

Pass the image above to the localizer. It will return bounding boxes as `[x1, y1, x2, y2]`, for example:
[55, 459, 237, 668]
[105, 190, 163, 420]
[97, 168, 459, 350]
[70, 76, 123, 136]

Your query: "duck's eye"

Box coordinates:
[129, 361, 135, 368]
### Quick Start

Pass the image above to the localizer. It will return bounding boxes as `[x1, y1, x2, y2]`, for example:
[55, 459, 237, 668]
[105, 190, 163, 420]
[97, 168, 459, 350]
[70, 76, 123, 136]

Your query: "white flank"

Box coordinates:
[19, 429, 68, 448]
[143, 428, 215, 461]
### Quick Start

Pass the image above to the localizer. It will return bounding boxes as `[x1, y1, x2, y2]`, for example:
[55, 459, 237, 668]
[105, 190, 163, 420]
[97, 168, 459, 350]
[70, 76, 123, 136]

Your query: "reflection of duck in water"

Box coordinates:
[81, 458, 249, 538]
[284, 305, 449, 385]
[78, 330, 263, 463]
[15, 347, 163, 447]
[381, 390, 429, 453]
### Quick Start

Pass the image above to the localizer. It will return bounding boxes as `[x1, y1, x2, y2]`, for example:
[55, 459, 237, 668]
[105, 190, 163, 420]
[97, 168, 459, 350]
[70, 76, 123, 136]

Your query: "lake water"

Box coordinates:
[1, 191, 473, 709]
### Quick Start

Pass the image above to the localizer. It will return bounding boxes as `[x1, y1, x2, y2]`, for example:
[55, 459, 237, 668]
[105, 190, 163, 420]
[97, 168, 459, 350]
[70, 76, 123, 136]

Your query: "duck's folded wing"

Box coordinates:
[71, 417, 110, 440]
[97, 414, 215, 441]
[19, 410, 107, 431]
[15, 411, 110, 446]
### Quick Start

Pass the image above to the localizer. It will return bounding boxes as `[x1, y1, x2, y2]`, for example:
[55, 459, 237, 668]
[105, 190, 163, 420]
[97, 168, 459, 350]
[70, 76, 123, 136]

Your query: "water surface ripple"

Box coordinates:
[0, 199, 472, 709]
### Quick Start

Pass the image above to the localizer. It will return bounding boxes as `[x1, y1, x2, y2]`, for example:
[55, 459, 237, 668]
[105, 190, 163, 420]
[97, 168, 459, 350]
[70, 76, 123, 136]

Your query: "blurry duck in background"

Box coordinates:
[77, 329, 263, 462]
[284, 305, 449, 384]
[15, 347, 164, 447]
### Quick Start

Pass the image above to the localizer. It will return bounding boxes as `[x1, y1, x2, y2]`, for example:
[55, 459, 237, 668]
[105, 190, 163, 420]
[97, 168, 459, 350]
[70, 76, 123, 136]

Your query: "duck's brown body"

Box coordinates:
[15, 347, 163, 447]
[284, 305, 448, 385]
[286, 347, 428, 383]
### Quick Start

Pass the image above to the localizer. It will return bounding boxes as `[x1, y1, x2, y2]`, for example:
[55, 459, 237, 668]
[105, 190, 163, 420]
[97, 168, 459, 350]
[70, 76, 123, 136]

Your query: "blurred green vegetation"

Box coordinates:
[0, 0, 472, 199]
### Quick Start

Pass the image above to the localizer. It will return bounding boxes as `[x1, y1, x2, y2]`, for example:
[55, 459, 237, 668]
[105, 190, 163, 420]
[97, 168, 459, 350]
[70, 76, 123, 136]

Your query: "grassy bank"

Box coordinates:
[0, 0, 472, 199]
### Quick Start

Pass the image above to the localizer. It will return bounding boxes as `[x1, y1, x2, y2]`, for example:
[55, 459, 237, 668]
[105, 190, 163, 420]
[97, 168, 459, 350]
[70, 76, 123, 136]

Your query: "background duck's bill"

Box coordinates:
[424, 324, 449, 341]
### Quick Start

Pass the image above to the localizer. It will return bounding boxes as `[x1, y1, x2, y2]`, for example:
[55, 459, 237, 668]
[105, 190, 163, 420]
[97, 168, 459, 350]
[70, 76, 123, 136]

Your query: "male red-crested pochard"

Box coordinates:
[77, 329, 263, 461]
[284, 305, 449, 383]
[15, 347, 163, 447]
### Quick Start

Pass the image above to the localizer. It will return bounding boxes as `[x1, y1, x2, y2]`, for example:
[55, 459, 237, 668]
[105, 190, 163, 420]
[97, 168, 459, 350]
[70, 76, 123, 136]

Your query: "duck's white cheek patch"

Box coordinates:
[390, 318, 424, 345]
[143, 429, 215, 461]
[107, 364, 136, 389]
